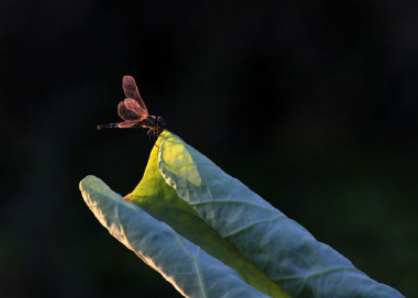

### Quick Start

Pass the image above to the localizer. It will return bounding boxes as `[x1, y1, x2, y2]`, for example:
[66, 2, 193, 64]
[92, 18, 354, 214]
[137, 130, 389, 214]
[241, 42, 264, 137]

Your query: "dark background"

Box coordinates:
[1, 1, 417, 297]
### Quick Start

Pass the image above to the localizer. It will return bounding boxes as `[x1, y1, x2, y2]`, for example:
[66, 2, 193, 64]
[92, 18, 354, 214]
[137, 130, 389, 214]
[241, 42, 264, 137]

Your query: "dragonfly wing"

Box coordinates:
[117, 101, 141, 120]
[123, 76, 148, 113]
[124, 98, 148, 119]
[117, 120, 137, 128]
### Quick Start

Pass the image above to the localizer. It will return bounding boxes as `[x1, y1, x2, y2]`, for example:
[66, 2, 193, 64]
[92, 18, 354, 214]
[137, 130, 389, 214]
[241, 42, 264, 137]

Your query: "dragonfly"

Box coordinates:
[97, 76, 166, 137]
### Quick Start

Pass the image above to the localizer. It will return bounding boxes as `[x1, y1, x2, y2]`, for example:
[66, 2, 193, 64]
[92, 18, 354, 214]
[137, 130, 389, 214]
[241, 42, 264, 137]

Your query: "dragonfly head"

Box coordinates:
[156, 116, 166, 128]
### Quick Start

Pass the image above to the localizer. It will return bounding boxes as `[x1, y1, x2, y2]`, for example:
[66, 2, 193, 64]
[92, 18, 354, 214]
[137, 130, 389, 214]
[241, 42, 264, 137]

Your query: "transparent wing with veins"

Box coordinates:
[117, 76, 149, 125]
[116, 99, 147, 128]
[117, 98, 148, 120]
[122, 75, 148, 116]
[117, 120, 137, 128]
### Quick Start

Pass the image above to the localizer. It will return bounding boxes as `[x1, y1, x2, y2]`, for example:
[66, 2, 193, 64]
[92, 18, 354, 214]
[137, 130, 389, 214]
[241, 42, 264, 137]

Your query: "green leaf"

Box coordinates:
[80, 175, 271, 298]
[80, 130, 405, 298]
[125, 132, 289, 298]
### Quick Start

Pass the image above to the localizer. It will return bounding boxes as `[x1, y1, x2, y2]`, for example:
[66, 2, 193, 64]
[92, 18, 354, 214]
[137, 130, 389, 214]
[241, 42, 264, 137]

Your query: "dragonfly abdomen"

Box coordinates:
[97, 123, 120, 130]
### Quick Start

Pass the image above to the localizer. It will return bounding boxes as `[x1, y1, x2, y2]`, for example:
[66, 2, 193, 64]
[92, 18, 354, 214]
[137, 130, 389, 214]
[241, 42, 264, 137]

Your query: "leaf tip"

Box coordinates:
[79, 175, 98, 191]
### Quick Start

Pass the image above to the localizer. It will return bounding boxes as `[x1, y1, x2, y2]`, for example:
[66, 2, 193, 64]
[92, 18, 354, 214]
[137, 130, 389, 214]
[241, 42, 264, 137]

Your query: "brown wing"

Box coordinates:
[117, 101, 141, 120]
[122, 76, 148, 113]
[117, 120, 138, 128]
[124, 98, 148, 119]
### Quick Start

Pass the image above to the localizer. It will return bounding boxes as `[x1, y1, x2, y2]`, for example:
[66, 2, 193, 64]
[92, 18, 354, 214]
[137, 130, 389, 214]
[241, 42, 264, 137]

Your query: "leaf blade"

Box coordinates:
[126, 132, 289, 298]
[80, 175, 272, 298]
[156, 130, 405, 298]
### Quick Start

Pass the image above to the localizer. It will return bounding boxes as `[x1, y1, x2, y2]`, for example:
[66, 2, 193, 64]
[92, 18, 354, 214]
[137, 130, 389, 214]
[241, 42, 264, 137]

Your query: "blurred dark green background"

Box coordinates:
[1, 1, 417, 297]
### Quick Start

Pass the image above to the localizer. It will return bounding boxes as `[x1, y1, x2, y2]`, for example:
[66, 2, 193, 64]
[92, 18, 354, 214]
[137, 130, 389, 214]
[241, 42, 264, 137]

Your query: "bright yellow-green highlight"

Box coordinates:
[125, 130, 290, 298]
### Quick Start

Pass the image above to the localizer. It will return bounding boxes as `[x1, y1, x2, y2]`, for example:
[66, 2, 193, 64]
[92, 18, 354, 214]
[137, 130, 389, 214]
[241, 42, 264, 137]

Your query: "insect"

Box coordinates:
[97, 76, 166, 138]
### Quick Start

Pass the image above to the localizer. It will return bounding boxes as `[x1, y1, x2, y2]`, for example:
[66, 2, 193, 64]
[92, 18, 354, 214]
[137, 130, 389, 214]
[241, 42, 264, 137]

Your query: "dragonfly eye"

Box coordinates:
[157, 116, 166, 126]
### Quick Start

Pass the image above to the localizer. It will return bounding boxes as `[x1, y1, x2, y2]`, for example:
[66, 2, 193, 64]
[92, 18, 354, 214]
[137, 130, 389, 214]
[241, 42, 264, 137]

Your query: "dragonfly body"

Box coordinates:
[97, 123, 121, 129]
[97, 76, 165, 137]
